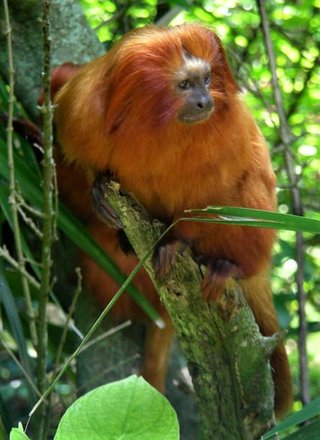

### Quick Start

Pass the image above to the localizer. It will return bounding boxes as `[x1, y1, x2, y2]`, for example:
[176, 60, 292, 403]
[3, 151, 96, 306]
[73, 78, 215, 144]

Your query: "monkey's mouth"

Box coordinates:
[179, 110, 213, 124]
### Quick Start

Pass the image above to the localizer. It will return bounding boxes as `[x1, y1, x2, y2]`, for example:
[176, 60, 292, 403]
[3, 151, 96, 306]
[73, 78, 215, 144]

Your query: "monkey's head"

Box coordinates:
[173, 47, 214, 124]
[104, 23, 238, 133]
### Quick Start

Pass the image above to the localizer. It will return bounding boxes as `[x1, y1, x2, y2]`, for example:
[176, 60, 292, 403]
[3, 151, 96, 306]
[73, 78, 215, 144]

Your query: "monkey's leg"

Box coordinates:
[140, 312, 174, 393]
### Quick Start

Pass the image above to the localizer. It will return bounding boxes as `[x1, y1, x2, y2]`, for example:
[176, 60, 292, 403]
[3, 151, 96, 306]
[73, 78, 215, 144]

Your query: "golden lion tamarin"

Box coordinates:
[51, 23, 292, 417]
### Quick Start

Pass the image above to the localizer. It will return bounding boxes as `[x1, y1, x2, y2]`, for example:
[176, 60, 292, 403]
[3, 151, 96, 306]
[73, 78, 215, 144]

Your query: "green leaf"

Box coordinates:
[262, 396, 320, 439]
[185, 206, 320, 234]
[54, 376, 179, 440]
[282, 419, 320, 440]
[10, 423, 30, 440]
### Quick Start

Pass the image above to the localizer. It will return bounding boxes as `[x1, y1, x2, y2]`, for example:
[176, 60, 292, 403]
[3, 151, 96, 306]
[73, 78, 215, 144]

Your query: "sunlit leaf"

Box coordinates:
[54, 376, 179, 440]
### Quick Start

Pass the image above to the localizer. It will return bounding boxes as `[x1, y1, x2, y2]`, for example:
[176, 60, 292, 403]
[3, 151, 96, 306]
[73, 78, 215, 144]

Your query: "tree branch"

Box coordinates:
[103, 181, 277, 440]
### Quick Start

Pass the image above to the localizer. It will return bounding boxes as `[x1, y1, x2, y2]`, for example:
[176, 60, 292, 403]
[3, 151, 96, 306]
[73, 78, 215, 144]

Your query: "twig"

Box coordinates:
[256, 0, 310, 406]
[286, 60, 318, 119]
[95, 6, 127, 31]
[2, 0, 38, 347]
[52, 160, 59, 241]
[228, 47, 279, 128]
[155, 0, 193, 26]
[76, 354, 140, 395]
[16, 192, 44, 218]
[53, 268, 82, 371]
[0, 246, 41, 289]
[17, 205, 43, 238]
[36, 0, 56, 437]
[78, 320, 132, 354]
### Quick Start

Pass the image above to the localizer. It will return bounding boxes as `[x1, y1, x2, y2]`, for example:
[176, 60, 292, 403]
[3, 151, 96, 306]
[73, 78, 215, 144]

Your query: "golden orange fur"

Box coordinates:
[52, 23, 292, 416]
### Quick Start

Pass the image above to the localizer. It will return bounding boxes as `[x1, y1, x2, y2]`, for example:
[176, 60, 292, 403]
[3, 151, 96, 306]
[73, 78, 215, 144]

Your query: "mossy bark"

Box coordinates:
[104, 181, 276, 440]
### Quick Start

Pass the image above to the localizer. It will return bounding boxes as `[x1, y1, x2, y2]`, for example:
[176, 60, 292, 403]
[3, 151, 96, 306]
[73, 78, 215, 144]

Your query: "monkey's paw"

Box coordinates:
[152, 236, 186, 279]
[91, 173, 123, 228]
[198, 257, 239, 301]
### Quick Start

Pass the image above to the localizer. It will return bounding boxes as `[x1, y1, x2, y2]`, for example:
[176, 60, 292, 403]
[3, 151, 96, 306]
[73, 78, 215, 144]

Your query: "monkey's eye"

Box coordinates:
[204, 73, 211, 85]
[178, 79, 192, 90]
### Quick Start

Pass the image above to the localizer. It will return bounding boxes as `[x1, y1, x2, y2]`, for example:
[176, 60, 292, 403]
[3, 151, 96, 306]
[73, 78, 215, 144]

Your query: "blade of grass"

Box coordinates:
[184, 206, 320, 234]
[281, 418, 320, 440]
[262, 396, 320, 439]
[0, 391, 12, 436]
[0, 269, 35, 399]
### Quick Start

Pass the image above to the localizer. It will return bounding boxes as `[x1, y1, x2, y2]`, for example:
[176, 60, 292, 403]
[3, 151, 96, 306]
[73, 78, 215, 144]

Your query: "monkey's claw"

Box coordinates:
[91, 173, 123, 228]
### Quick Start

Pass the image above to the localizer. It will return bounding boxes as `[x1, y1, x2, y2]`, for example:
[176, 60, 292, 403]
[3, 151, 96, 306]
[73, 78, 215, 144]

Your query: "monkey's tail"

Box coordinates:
[239, 272, 293, 419]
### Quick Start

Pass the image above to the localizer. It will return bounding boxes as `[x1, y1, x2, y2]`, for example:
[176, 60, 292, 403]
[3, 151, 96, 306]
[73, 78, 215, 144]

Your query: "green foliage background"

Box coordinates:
[0, 0, 319, 437]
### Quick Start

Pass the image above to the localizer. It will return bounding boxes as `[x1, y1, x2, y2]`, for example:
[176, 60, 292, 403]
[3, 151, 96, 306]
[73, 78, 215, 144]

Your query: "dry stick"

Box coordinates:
[2, 0, 38, 348]
[256, 0, 310, 405]
[36, 0, 56, 438]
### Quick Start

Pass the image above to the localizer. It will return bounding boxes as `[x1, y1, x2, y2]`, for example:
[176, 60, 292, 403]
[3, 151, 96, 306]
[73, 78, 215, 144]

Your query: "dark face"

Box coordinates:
[174, 50, 214, 124]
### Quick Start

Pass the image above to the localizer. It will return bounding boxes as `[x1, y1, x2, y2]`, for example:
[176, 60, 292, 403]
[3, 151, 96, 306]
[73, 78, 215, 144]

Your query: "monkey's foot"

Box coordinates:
[152, 236, 186, 279]
[91, 173, 123, 228]
[198, 257, 238, 301]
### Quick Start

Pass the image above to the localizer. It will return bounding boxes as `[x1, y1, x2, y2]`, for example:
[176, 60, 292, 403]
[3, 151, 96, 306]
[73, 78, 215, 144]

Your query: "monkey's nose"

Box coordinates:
[196, 95, 214, 112]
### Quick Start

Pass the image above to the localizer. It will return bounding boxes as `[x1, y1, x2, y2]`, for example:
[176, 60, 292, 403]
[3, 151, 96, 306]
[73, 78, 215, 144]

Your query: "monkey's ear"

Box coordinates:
[182, 45, 194, 61]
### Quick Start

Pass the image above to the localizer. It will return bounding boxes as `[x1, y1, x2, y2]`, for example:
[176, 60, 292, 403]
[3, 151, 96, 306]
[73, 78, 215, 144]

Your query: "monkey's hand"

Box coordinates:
[91, 173, 123, 229]
[197, 256, 240, 301]
[152, 235, 187, 279]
